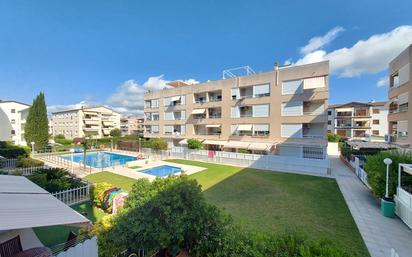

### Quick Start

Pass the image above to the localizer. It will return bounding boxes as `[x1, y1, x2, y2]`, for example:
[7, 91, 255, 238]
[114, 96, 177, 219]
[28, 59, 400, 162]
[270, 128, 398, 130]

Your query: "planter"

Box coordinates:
[381, 198, 395, 218]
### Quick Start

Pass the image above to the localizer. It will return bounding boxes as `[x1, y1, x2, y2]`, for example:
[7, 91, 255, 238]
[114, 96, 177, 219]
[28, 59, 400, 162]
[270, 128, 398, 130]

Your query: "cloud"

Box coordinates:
[48, 100, 92, 115]
[295, 25, 412, 77]
[299, 26, 344, 55]
[376, 76, 388, 88]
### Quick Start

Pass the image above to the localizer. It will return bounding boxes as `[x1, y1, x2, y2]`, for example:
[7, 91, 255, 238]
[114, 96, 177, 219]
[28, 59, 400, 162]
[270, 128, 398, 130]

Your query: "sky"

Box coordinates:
[1, 0, 412, 115]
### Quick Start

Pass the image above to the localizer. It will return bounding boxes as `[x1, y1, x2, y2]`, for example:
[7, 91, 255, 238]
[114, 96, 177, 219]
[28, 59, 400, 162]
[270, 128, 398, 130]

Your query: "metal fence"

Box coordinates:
[5, 165, 50, 176]
[52, 183, 91, 206]
[0, 158, 17, 169]
[36, 153, 94, 174]
[141, 147, 330, 176]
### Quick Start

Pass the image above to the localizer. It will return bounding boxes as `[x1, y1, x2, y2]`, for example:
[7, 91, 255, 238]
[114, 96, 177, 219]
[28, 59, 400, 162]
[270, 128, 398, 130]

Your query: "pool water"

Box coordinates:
[140, 165, 181, 177]
[62, 151, 137, 168]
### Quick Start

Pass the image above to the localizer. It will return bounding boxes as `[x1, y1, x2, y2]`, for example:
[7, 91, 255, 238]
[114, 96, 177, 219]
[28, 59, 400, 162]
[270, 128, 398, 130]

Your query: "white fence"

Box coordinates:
[0, 158, 17, 169]
[143, 147, 330, 176]
[5, 165, 50, 176]
[395, 187, 412, 230]
[347, 156, 371, 189]
[52, 184, 91, 206]
[52, 236, 98, 257]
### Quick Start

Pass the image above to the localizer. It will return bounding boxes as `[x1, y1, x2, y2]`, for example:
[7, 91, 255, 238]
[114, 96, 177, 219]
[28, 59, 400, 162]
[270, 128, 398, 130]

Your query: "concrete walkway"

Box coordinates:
[331, 157, 412, 257]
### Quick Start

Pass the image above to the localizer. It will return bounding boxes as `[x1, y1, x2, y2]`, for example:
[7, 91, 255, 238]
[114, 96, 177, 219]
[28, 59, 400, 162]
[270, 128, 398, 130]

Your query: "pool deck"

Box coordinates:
[104, 160, 206, 181]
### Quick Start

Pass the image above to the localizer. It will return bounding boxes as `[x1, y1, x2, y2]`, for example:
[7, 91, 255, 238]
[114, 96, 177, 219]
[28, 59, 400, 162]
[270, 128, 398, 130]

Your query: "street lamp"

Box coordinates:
[383, 158, 393, 199]
[70, 148, 75, 174]
[30, 142, 35, 155]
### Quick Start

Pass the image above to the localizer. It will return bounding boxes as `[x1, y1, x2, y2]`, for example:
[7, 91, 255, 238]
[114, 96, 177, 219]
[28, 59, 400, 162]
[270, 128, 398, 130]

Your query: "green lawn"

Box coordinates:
[34, 201, 106, 247]
[166, 159, 369, 257]
[84, 171, 138, 191]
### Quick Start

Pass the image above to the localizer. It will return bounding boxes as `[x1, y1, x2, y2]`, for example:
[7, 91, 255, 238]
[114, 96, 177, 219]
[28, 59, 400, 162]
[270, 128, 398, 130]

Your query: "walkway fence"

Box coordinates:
[341, 155, 371, 189]
[52, 183, 91, 206]
[140, 147, 330, 176]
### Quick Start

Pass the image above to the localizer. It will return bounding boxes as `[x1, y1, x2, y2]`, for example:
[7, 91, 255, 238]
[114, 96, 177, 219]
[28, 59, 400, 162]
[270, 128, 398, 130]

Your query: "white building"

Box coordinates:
[328, 101, 389, 141]
[52, 106, 121, 139]
[0, 100, 31, 146]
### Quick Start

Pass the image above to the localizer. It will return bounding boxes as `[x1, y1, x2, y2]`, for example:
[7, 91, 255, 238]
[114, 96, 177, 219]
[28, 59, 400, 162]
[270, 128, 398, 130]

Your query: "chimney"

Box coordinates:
[274, 62, 279, 71]
[274, 62, 279, 86]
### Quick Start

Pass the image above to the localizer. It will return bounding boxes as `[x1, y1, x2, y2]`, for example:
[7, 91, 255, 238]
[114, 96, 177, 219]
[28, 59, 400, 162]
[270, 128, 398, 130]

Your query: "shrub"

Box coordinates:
[16, 157, 44, 168]
[187, 138, 203, 150]
[364, 150, 412, 198]
[239, 149, 252, 154]
[149, 138, 168, 151]
[55, 138, 73, 145]
[327, 133, 342, 142]
[90, 182, 114, 209]
[110, 128, 122, 138]
[27, 168, 84, 193]
[54, 134, 65, 140]
[0, 143, 30, 158]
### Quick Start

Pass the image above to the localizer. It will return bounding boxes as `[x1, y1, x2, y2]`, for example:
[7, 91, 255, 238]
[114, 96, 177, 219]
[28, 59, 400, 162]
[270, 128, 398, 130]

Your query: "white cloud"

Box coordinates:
[48, 100, 92, 115]
[295, 25, 412, 77]
[300, 26, 345, 55]
[376, 76, 388, 88]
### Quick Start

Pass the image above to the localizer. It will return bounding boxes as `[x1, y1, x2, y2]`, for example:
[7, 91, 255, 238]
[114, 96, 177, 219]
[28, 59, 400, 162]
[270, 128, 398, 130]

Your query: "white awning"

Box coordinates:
[192, 109, 206, 114]
[179, 139, 188, 145]
[0, 175, 90, 231]
[171, 96, 181, 101]
[206, 124, 221, 128]
[83, 111, 98, 115]
[203, 140, 226, 145]
[224, 141, 251, 149]
[237, 124, 252, 131]
[248, 143, 274, 151]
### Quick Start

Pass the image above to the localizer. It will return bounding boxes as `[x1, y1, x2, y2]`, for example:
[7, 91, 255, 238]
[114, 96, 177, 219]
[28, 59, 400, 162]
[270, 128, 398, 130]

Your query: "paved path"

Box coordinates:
[331, 157, 412, 257]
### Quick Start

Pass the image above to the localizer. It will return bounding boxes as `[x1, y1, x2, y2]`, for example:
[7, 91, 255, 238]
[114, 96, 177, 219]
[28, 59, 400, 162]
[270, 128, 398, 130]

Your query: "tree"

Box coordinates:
[187, 138, 203, 150]
[150, 138, 168, 151]
[110, 128, 122, 138]
[24, 92, 49, 149]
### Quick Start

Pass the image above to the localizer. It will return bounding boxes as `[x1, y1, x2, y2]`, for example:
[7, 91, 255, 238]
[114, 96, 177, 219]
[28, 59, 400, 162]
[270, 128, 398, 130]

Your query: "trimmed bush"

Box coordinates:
[364, 150, 412, 198]
[239, 149, 252, 154]
[327, 133, 342, 142]
[0, 142, 30, 158]
[149, 138, 168, 151]
[187, 138, 203, 150]
[16, 157, 44, 168]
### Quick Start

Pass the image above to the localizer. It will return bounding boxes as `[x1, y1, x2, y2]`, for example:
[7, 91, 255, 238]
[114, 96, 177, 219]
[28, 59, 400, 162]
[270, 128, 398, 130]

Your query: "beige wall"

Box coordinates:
[144, 61, 329, 148]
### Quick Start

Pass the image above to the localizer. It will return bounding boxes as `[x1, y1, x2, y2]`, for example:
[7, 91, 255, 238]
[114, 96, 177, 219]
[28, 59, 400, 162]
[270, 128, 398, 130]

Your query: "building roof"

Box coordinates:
[52, 105, 119, 115]
[346, 141, 395, 150]
[0, 100, 31, 107]
[0, 175, 90, 231]
[329, 101, 387, 109]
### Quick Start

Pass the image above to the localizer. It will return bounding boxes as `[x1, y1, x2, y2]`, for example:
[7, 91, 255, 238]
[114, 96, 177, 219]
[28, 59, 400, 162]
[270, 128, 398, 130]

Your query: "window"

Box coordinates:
[231, 88, 239, 100]
[282, 79, 303, 95]
[281, 101, 303, 116]
[391, 73, 399, 88]
[328, 120, 332, 125]
[11, 130, 15, 135]
[11, 119, 16, 124]
[253, 124, 269, 137]
[328, 110, 332, 115]
[281, 124, 303, 138]
[372, 130, 379, 136]
[373, 119, 380, 125]
[11, 109, 15, 113]
[253, 83, 270, 97]
[252, 104, 269, 117]
[164, 112, 174, 121]
[372, 109, 380, 114]
[231, 107, 240, 118]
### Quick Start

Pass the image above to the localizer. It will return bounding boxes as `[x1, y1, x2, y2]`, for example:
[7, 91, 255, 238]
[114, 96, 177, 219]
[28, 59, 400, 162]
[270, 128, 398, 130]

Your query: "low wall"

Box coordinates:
[327, 142, 339, 156]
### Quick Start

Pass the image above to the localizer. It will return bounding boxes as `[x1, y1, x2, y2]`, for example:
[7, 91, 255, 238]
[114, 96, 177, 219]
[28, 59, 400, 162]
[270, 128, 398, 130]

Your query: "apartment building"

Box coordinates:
[388, 44, 412, 147]
[327, 101, 388, 141]
[52, 106, 121, 139]
[0, 100, 30, 146]
[120, 116, 144, 136]
[144, 61, 329, 159]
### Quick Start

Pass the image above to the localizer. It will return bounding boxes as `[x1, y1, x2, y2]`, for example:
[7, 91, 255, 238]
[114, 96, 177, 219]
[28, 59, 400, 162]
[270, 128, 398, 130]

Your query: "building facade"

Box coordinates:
[143, 61, 329, 159]
[52, 106, 121, 139]
[0, 100, 30, 146]
[327, 101, 388, 141]
[388, 44, 412, 147]
[120, 116, 144, 136]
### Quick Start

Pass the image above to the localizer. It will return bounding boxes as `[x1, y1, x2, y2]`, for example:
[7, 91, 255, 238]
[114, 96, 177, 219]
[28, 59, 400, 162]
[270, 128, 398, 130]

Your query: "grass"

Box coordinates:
[34, 201, 106, 247]
[84, 171, 138, 191]
[128, 165, 142, 169]
[166, 159, 369, 257]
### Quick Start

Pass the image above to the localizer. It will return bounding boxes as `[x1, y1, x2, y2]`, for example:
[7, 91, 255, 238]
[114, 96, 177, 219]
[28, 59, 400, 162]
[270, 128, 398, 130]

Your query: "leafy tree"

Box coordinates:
[150, 138, 168, 151]
[187, 138, 203, 150]
[327, 133, 342, 142]
[110, 128, 122, 138]
[24, 92, 49, 149]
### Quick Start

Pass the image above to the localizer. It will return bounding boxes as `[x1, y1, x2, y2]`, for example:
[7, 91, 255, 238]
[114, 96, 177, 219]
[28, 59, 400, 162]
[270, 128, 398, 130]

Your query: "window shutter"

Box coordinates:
[164, 126, 173, 133]
[253, 84, 270, 97]
[398, 120, 408, 132]
[303, 76, 325, 89]
[231, 125, 238, 134]
[253, 124, 269, 132]
[399, 63, 410, 86]
[281, 102, 303, 116]
[281, 124, 303, 138]
[252, 104, 269, 117]
[180, 125, 186, 135]
[164, 112, 174, 120]
[152, 125, 159, 132]
[231, 107, 240, 118]
[231, 88, 239, 99]
[181, 95, 186, 105]
[398, 92, 409, 105]
[181, 111, 186, 119]
[282, 79, 303, 95]
[164, 97, 171, 106]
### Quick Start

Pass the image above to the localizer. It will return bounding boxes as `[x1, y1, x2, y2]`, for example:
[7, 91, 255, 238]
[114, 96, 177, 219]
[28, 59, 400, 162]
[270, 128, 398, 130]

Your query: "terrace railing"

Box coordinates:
[5, 165, 50, 176]
[0, 158, 17, 169]
[52, 183, 91, 206]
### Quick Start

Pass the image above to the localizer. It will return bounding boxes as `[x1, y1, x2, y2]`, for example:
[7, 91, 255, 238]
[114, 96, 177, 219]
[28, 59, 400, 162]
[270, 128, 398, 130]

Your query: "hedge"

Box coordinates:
[16, 157, 44, 168]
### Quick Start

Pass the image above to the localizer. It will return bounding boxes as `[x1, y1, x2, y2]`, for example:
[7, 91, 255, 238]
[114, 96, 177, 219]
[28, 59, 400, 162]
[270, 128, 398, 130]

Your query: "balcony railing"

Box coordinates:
[208, 114, 222, 119]
[303, 134, 325, 139]
[195, 132, 222, 136]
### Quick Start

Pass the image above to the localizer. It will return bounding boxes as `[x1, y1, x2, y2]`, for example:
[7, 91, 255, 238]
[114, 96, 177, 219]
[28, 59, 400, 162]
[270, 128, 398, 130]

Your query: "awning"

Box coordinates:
[192, 109, 206, 114]
[237, 124, 252, 131]
[206, 124, 221, 128]
[248, 143, 274, 151]
[179, 139, 188, 145]
[224, 141, 251, 149]
[83, 111, 98, 115]
[0, 175, 90, 231]
[203, 140, 227, 145]
[171, 96, 181, 101]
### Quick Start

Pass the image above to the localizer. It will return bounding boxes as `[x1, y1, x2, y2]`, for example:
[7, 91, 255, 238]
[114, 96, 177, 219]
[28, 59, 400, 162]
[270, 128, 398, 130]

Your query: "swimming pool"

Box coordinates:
[62, 151, 137, 168]
[139, 165, 181, 177]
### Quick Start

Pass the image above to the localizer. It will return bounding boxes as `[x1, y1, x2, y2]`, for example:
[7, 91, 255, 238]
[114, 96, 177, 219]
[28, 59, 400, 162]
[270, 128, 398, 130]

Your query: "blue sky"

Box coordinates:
[1, 0, 412, 114]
